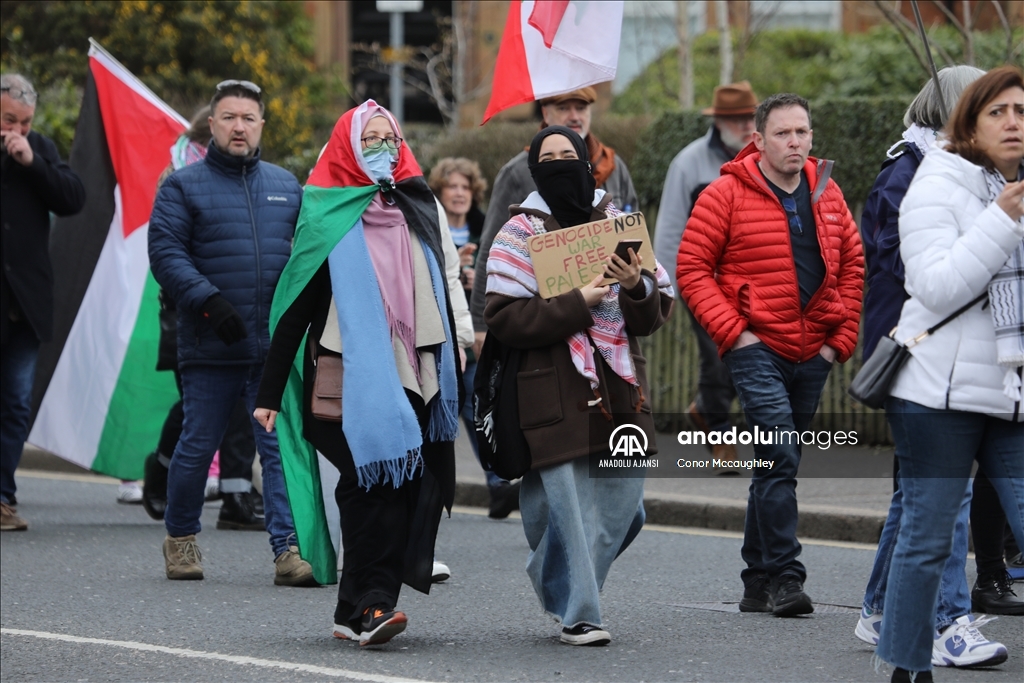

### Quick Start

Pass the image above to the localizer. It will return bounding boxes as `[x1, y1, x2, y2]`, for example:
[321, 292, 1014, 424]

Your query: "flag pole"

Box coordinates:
[909, 0, 948, 122]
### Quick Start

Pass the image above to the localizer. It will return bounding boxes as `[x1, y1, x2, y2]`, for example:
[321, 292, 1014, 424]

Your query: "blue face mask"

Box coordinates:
[363, 147, 397, 182]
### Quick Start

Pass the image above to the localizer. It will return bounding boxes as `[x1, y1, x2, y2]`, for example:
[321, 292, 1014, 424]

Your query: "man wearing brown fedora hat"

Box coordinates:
[653, 81, 758, 476]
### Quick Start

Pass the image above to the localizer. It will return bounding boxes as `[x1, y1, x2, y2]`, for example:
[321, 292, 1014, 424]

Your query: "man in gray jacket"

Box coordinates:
[470, 87, 638, 345]
[652, 82, 757, 473]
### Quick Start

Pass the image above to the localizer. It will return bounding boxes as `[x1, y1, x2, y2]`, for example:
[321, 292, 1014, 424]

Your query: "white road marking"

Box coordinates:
[1, 628, 437, 683]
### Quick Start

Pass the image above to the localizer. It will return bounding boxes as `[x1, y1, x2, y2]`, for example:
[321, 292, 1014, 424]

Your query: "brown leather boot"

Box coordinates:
[0, 502, 28, 531]
[274, 545, 317, 587]
[163, 534, 203, 580]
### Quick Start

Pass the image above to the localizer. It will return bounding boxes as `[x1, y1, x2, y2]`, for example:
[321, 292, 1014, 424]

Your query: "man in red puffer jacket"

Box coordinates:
[677, 93, 863, 618]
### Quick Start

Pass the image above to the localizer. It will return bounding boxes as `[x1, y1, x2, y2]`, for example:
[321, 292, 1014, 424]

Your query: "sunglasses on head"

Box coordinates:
[215, 80, 261, 97]
[781, 197, 803, 236]
[1, 85, 37, 106]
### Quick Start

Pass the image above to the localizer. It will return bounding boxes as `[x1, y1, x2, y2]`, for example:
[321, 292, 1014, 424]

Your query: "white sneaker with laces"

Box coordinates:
[431, 560, 450, 583]
[932, 614, 1008, 667]
[854, 606, 882, 645]
[117, 482, 143, 504]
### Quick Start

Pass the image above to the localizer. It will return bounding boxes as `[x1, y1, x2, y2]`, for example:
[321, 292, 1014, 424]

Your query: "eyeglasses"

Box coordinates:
[361, 136, 403, 151]
[216, 80, 262, 96]
[1, 86, 37, 106]
[781, 197, 803, 236]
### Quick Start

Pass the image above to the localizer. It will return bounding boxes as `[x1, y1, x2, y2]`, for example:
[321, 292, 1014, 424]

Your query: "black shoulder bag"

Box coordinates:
[848, 293, 987, 409]
[473, 333, 532, 481]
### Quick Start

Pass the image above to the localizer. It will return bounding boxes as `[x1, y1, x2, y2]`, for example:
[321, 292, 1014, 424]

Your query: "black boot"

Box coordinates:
[250, 490, 264, 517]
[972, 570, 1024, 615]
[142, 452, 168, 521]
[217, 492, 265, 530]
[488, 481, 520, 519]
[891, 668, 933, 683]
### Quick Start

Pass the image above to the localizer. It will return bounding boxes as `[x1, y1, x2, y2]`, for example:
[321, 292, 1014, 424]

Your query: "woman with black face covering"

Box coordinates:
[484, 126, 674, 646]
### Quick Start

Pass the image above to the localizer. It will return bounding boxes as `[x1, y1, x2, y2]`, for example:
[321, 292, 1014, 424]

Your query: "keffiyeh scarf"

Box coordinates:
[983, 167, 1024, 400]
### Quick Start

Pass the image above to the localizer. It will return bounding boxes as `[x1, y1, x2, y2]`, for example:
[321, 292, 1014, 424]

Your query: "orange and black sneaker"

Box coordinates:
[359, 605, 407, 646]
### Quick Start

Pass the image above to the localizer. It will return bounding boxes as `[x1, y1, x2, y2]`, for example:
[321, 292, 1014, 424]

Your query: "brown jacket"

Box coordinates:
[484, 204, 673, 469]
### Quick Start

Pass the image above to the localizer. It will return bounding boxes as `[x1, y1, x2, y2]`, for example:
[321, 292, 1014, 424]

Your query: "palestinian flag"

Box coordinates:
[29, 41, 185, 479]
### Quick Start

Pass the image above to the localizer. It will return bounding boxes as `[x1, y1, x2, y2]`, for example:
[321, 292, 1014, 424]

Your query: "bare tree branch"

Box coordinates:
[960, 0, 974, 63]
[872, 1, 930, 73]
[927, 24, 956, 66]
[991, 0, 1015, 62]
[930, 0, 968, 34]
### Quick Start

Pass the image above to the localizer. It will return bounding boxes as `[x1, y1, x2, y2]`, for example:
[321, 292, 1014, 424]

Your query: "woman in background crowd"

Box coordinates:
[428, 157, 520, 519]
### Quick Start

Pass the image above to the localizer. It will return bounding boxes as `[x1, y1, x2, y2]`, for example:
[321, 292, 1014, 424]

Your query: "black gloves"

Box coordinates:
[202, 294, 248, 346]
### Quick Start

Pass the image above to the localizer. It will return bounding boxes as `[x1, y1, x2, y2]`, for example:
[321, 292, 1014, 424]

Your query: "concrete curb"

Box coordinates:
[19, 447, 885, 546]
[454, 480, 885, 545]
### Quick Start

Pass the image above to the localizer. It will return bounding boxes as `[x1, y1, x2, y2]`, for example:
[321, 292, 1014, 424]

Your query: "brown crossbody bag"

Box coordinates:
[310, 339, 343, 422]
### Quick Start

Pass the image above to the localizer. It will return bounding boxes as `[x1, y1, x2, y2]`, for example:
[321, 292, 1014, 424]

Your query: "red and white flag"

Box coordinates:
[482, 0, 624, 124]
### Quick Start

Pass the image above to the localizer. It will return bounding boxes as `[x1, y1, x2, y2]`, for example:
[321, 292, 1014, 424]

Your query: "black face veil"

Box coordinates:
[528, 125, 596, 228]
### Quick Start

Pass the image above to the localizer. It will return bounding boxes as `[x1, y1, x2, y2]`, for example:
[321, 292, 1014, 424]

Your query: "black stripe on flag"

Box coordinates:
[31, 66, 117, 418]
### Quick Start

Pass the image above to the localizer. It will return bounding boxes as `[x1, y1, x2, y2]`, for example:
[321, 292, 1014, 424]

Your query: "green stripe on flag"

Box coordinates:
[93, 272, 178, 479]
[272, 184, 376, 585]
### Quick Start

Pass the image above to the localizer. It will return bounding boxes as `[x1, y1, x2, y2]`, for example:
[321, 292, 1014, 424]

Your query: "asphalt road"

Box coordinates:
[2, 471, 1022, 683]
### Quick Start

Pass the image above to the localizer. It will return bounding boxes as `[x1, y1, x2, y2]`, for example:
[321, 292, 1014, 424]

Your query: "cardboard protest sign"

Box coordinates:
[527, 212, 655, 299]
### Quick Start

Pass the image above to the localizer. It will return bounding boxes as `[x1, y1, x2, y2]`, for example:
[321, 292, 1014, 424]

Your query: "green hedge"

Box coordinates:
[632, 96, 912, 212]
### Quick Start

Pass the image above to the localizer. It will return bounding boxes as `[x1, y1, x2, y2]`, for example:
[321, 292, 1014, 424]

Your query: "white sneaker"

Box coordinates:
[854, 606, 882, 645]
[117, 482, 143, 504]
[204, 476, 220, 501]
[932, 614, 1008, 667]
[431, 560, 450, 583]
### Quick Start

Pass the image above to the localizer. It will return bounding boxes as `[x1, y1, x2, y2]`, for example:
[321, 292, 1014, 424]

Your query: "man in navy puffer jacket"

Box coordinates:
[149, 81, 313, 586]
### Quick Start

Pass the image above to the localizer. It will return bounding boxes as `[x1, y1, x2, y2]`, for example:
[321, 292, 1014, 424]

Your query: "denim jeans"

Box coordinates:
[461, 360, 503, 490]
[1, 319, 41, 504]
[862, 471, 972, 631]
[520, 456, 645, 628]
[165, 364, 296, 557]
[877, 398, 1024, 672]
[723, 342, 833, 585]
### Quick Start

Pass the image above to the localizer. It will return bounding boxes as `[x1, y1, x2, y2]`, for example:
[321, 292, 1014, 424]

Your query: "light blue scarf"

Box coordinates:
[327, 220, 459, 489]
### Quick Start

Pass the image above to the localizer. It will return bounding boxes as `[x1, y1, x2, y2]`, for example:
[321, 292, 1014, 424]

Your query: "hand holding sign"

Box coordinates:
[580, 274, 611, 307]
[527, 212, 655, 299]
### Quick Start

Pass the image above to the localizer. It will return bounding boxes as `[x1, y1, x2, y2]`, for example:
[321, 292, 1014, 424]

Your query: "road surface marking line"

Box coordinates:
[0, 628, 437, 683]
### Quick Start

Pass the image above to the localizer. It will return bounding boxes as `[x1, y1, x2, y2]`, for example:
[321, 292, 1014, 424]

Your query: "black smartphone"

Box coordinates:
[613, 239, 643, 265]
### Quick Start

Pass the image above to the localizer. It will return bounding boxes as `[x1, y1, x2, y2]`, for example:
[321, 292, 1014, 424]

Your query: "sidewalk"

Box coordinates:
[19, 432, 895, 545]
[454, 430, 894, 545]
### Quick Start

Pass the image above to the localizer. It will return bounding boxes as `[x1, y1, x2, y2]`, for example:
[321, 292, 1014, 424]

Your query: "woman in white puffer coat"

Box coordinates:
[876, 66, 1024, 683]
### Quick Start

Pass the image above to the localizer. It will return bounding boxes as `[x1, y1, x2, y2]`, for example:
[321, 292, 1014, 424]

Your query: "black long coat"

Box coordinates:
[0, 131, 85, 343]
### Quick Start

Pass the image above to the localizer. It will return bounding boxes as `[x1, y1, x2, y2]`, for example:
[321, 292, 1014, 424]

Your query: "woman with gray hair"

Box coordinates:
[854, 64, 1012, 671]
